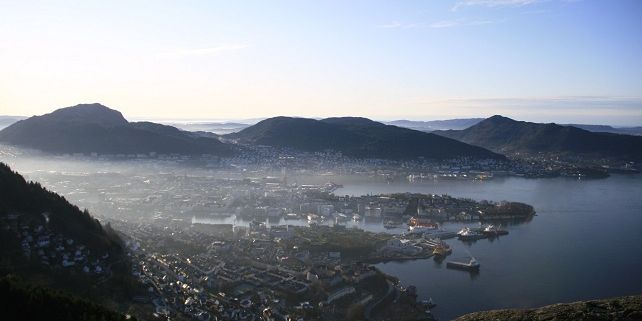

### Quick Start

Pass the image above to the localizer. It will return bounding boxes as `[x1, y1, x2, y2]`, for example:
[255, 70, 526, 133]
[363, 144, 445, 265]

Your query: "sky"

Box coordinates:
[1, 0, 641, 125]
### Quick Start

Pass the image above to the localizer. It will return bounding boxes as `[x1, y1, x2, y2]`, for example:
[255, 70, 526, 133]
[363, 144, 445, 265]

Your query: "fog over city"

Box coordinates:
[2, 1, 642, 321]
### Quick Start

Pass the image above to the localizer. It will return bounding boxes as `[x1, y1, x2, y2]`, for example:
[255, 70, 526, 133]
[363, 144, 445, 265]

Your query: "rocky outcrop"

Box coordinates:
[454, 296, 642, 321]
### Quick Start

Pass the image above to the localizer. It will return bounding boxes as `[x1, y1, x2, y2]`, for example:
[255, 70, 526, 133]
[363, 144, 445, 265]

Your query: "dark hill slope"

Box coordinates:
[0, 103, 232, 155]
[435, 115, 642, 160]
[0, 162, 142, 314]
[226, 116, 505, 160]
[0, 162, 121, 252]
[0, 276, 133, 321]
[454, 295, 642, 321]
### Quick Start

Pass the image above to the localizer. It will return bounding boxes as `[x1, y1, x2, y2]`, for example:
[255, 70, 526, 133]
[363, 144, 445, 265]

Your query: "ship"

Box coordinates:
[446, 257, 480, 271]
[422, 298, 437, 309]
[408, 217, 439, 234]
[409, 217, 436, 226]
[426, 238, 452, 256]
[408, 224, 439, 234]
[482, 224, 509, 236]
[432, 243, 452, 256]
[457, 227, 485, 241]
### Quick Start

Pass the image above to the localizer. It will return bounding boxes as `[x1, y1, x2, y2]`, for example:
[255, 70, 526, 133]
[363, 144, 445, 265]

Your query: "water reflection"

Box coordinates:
[368, 174, 642, 321]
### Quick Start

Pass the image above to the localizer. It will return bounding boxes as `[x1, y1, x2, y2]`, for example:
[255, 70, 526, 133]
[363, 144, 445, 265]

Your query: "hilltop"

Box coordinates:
[0, 103, 233, 156]
[226, 116, 505, 160]
[435, 115, 642, 161]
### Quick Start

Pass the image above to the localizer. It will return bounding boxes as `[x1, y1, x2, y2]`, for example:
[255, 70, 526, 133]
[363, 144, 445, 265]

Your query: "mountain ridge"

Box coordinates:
[0, 103, 233, 155]
[435, 115, 642, 160]
[227, 116, 506, 160]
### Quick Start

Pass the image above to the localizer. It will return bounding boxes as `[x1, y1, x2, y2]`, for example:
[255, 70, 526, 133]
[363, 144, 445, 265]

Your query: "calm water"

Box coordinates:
[332, 174, 642, 320]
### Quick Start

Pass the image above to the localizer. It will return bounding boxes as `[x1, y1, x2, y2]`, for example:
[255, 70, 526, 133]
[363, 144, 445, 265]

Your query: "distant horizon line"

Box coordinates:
[1, 113, 641, 128]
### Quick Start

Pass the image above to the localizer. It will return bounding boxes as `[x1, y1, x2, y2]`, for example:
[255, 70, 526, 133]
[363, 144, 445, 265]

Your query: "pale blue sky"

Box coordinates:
[1, 0, 641, 125]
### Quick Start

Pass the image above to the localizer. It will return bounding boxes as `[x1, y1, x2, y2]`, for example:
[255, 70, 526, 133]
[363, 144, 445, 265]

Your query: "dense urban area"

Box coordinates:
[0, 143, 542, 321]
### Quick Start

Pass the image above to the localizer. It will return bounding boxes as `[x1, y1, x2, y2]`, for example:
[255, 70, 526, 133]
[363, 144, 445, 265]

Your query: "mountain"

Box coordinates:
[386, 118, 484, 132]
[454, 295, 642, 321]
[435, 115, 642, 161]
[0, 103, 233, 155]
[226, 116, 505, 160]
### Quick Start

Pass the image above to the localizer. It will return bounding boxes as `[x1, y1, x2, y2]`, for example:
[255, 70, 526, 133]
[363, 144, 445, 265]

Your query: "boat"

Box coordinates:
[425, 237, 449, 247]
[432, 244, 451, 256]
[408, 224, 439, 234]
[408, 217, 438, 227]
[352, 214, 362, 221]
[422, 298, 437, 309]
[457, 227, 485, 241]
[427, 238, 452, 256]
[482, 224, 509, 236]
[408, 218, 439, 234]
[446, 257, 480, 271]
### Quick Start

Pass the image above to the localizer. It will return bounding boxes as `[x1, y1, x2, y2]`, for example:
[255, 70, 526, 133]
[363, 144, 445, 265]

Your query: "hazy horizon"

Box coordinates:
[2, 107, 642, 127]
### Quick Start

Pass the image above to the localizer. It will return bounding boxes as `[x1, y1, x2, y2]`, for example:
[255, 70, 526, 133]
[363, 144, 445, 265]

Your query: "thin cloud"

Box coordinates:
[155, 44, 249, 58]
[452, 0, 542, 11]
[410, 95, 642, 113]
[430, 19, 497, 28]
[378, 21, 425, 29]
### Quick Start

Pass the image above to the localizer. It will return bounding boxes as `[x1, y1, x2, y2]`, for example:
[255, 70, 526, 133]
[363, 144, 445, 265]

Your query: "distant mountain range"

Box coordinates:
[3, 112, 640, 136]
[3, 105, 640, 161]
[226, 116, 505, 160]
[387, 118, 642, 135]
[435, 115, 642, 161]
[0, 104, 233, 155]
[565, 124, 642, 136]
[163, 121, 251, 135]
